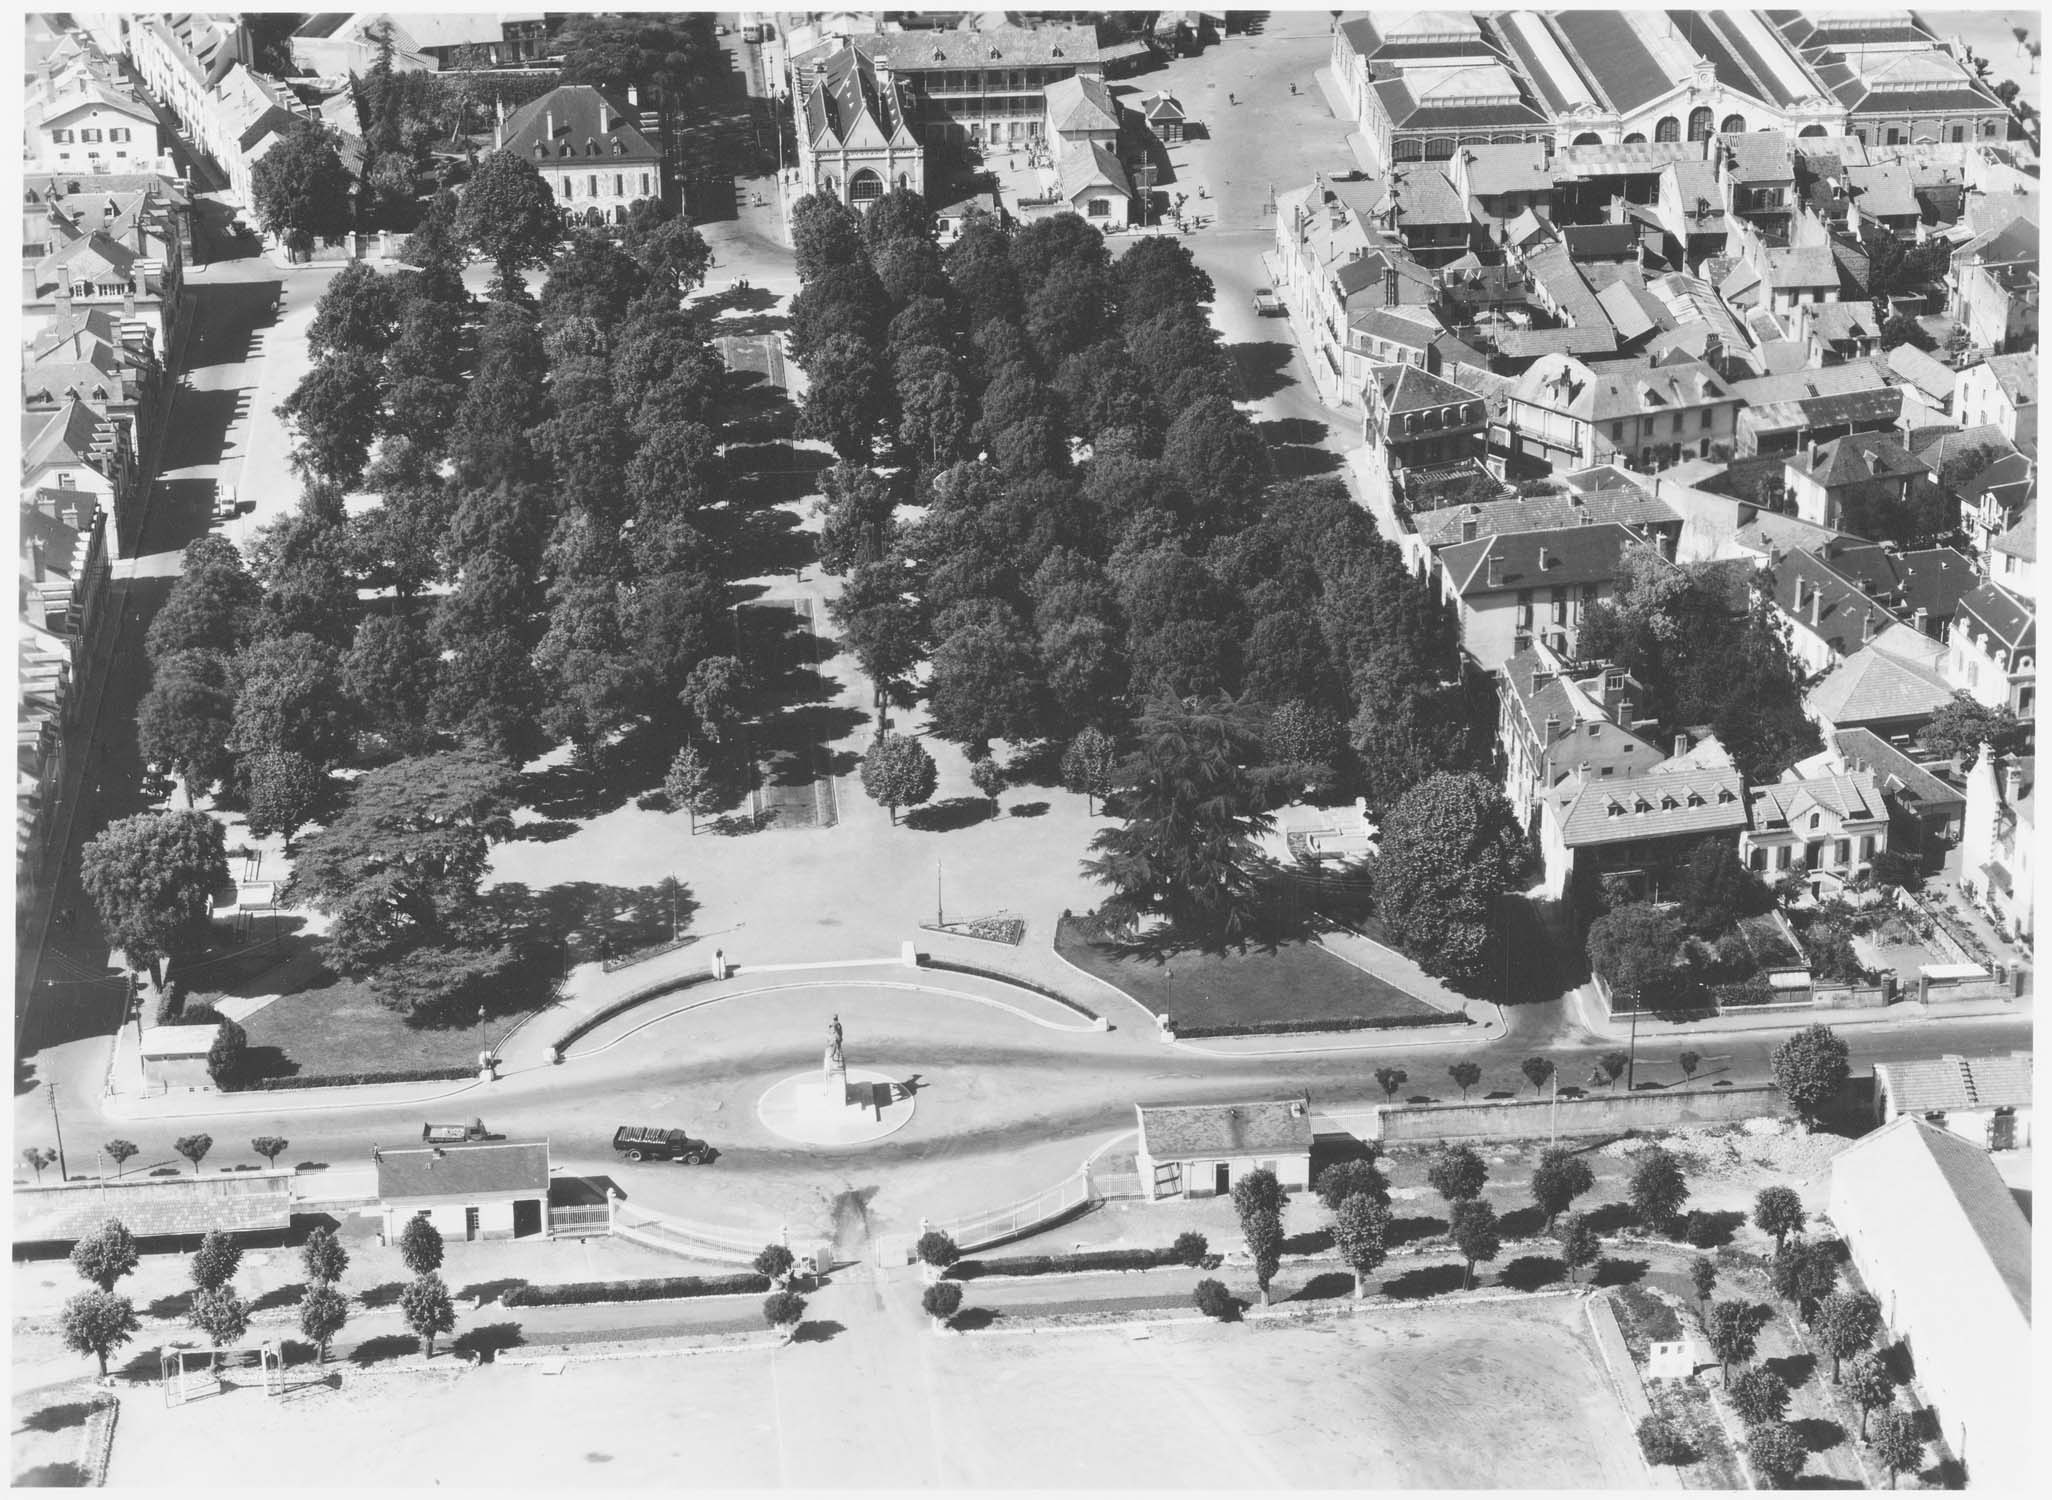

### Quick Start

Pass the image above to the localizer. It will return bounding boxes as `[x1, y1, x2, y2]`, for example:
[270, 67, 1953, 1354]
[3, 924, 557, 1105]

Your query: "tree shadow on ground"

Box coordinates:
[1228, 343, 1296, 402]
[1790, 1416, 1846, 1453]
[949, 1306, 1000, 1331]
[1498, 1205, 1546, 1239]
[455, 1279, 530, 1307]
[248, 1282, 305, 1314]
[904, 797, 996, 833]
[348, 1334, 418, 1366]
[1789, 1476, 1862, 1489]
[792, 1320, 844, 1344]
[451, 1322, 526, 1363]
[1686, 1209, 1746, 1248]
[1382, 1262, 1466, 1300]
[1497, 1255, 1565, 1292]
[1767, 1350, 1819, 1389]
[1288, 1270, 1355, 1302]
[1003, 738, 1068, 787]
[145, 1291, 193, 1320]
[358, 1282, 406, 1311]
[1592, 1256, 1648, 1287]
[15, 1402, 94, 1435]
[15, 1463, 89, 1485]
[1281, 1227, 1333, 1256]
[1006, 800, 1050, 818]
[1386, 1214, 1446, 1248]
[1583, 1200, 1637, 1234]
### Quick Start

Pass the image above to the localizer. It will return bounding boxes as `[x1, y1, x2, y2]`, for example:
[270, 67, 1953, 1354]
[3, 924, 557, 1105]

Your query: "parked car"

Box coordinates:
[1253, 288, 1284, 316]
[421, 1120, 489, 1145]
[612, 1125, 711, 1164]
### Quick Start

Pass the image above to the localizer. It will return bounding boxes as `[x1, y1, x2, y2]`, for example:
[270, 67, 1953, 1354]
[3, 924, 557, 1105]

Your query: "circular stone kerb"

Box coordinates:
[755, 1066, 917, 1146]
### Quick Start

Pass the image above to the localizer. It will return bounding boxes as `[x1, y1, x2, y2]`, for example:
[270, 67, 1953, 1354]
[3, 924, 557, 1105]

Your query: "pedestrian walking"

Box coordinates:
[1228, 92, 1236, 105]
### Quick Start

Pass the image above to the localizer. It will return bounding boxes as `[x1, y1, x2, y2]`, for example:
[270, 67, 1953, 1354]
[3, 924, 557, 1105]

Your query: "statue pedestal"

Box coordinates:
[758, 1065, 916, 1146]
[819, 1066, 848, 1111]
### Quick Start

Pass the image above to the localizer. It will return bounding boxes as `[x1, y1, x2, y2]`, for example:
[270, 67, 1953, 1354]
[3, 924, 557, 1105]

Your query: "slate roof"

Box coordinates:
[1885, 343, 1957, 403]
[1411, 487, 1677, 550]
[1497, 325, 1617, 358]
[1992, 504, 2035, 564]
[21, 400, 108, 474]
[1391, 163, 1468, 228]
[1876, 1054, 2033, 1116]
[803, 45, 915, 146]
[1764, 244, 1840, 290]
[1060, 139, 1129, 198]
[377, 1141, 550, 1201]
[1804, 299, 1880, 346]
[1831, 728, 1966, 813]
[14, 1172, 293, 1244]
[1722, 130, 1796, 183]
[1748, 771, 1885, 827]
[1355, 307, 1440, 351]
[1970, 352, 2037, 410]
[1786, 429, 1927, 487]
[500, 84, 659, 163]
[1954, 581, 2035, 655]
[860, 23, 1102, 72]
[1377, 363, 1477, 415]
[1456, 141, 1552, 197]
[1546, 9, 1684, 114]
[1804, 635, 1954, 727]
[1846, 161, 1919, 220]
[1954, 215, 2038, 269]
[1137, 1100, 1313, 1159]
[1560, 766, 1750, 848]
[1829, 1115, 2031, 1320]
[1439, 521, 1641, 597]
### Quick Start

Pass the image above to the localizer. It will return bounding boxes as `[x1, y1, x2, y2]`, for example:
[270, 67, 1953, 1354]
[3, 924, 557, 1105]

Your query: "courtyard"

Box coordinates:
[93, 1298, 1645, 1489]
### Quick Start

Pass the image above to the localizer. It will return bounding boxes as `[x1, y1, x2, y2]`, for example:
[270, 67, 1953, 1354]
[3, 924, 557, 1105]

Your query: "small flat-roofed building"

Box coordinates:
[1827, 1116, 2032, 1491]
[376, 1140, 550, 1243]
[1873, 1054, 2031, 1149]
[1134, 1099, 1313, 1200]
[138, 1024, 221, 1093]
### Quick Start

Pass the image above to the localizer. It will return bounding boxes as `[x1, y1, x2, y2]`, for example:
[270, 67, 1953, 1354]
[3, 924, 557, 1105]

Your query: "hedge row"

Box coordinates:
[949, 1246, 1186, 1280]
[1170, 1012, 1466, 1040]
[502, 1272, 770, 1307]
[225, 1065, 476, 1092]
[550, 971, 713, 1055]
[918, 957, 1100, 1021]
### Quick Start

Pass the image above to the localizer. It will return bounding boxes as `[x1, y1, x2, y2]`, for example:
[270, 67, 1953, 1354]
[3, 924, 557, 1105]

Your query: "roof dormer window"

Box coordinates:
[1718, 788, 1735, 804]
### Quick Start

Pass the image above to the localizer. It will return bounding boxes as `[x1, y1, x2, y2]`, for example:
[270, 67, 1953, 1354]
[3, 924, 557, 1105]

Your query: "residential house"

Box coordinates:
[21, 203, 186, 356]
[20, 488, 113, 664]
[498, 84, 669, 226]
[1778, 15, 2011, 147]
[24, 172, 196, 270]
[1816, 728, 1966, 867]
[1405, 473, 1680, 578]
[1654, 157, 1730, 271]
[794, 48, 923, 212]
[1872, 1055, 2031, 1149]
[1947, 580, 2035, 718]
[1795, 299, 1881, 365]
[1884, 342, 1956, 414]
[1909, 423, 2030, 556]
[1952, 353, 2036, 444]
[26, 71, 172, 176]
[22, 304, 165, 467]
[375, 1141, 550, 1243]
[1738, 772, 1889, 893]
[1987, 503, 2034, 599]
[1730, 360, 1901, 457]
[1781, 430, 1930, 531]
[1948, 217, 2038, 354]
[1448, 142, 1554, 249]
[126, 13, 246, 140]
[933, 191, 1001, 244]
[1959, 752, 2034, 942]
[288, 13, 558, 74]
[1435, 521, 1646, 670]
[1716, 129, 1797, 237]
[1054, 140, 1130, 230]
[1270, 177, 1435, 404]
[1364, 364, 1488, 474]
[1506, 239, 1618, 363]
[1556, 754, 1751, 905]
[1134, 1100, 1312, 1200]
[1347, 305, 1445, 373]
[1043, 73, 1118, 153]
[21, 397, 136, 556]
[1136, 91, 1184, 145]
[1495, 353, 1741, 478]
[1844, 159, 1921, 239]
[1826, 1117, 2031, 1492]
[1804, 623, 1956, 742]
[1389, 162, 1470, 268]
[808, 23, 1105, 157]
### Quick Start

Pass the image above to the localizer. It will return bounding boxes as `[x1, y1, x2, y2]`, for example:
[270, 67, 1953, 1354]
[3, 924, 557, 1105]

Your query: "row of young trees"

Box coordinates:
[784, 192, 1501, 958]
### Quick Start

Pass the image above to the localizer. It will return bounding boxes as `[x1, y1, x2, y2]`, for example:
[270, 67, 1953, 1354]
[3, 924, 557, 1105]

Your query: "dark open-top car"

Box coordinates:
[611, 1125, 711, 1164]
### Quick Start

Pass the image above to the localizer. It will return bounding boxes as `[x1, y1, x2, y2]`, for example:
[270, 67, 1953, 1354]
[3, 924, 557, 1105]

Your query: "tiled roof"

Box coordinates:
[1747, 771, 1884, 827]
[1378, 363, 1476, 414]
[1830, 728, 1965, 812]
[1954, 580, 2035, 656]
[1992, 504, 2035, 564]
[1137, 1100, 1313, 1159]
[1723, 130, 1797, 183]
[1730, 358, 1894, 409]
[1846, 160, 1919, 219]
[1560, 766, 1750, 848]
[1786, 429, 1927, 487]
[1411, 487, 1676, 550]
[1804, 636, 1954, 727]
[377, 1141, 550, 1200]
[1907, 422, 2017, 469]
[500, 84, 659, 163]
[1497, 325, 1617, 357]
[1392, 163, 1468, 227]
[1059, 139, 1129, 197]
[1829, 1115, 2031, 1321]
[1971, 352, 2037, 408]
[1804, 299, 1879, 345]
[1045, 73, 1118, 134]
[21, 399, 107, 473]
[14, 1172, 293, 1244]
[1954, 215, 2038, 268]
[1876, 1054, 2033, 1116]
[1439, 521, 1641, 597]
[1885, 343, 1957, 402]
[1455, 141, 1552, 197]
[1764, 244, 1839, 289]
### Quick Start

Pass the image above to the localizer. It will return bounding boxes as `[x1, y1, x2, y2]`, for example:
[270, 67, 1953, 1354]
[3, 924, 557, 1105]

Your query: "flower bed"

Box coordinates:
[920, 915, 1026, 946]
[949, 1245, 1196, 1280]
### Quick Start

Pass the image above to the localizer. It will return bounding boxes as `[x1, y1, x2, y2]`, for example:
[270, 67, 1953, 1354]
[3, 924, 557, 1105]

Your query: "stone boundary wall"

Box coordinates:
[1372, 1084, 1785, 1143]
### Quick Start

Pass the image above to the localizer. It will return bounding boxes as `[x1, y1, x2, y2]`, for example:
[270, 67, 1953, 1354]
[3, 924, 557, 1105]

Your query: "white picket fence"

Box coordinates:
[926, 1166, 1097, 1255]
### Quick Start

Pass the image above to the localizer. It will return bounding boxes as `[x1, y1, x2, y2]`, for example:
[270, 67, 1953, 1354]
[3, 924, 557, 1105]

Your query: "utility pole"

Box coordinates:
[1626, 1002, 1640, 1092]
[935, 862, 944, 928]
[48, 1082, 68, 1182]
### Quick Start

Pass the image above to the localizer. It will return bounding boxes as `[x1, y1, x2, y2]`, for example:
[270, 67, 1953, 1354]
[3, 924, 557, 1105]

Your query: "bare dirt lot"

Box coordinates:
[99, 1297, 1644, 1489]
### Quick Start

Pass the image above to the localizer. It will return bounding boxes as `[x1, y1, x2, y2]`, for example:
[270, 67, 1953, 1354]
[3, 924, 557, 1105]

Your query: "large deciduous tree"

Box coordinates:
[1917, 693, 2026, 768]
[60, 1290, 141, 1376]
[456, 151, 563, 296]
[858, 732, 937, 825]
[1770, 1024, 1852, 1130]
[1529, 1147, 1594, 1230]
[137, 651, 238, 804]
[80, 811, 229, 971]
[277, 351, 385, 488]
[1372, 772, 1527, 990]
[250, 121, 355, 254]
[1585, 903, 1685, 1011]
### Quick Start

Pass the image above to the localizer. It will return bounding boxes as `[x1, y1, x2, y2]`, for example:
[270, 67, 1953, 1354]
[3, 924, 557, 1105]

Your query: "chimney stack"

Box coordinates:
[1539, 544, 1553, 570]
[1544, 715, 1560, 742]
[1673, 731, 1690, 758]
[1485, 554, 1503, 588]
[546, 107, 555, 140]
[1913, 605, 1929, 635]
[29, 538, 46, 582]
[2004, 757, 2024, 803]
[1862, 610, 1875, 643]
[1385, 264, 1398, 305]
[1809, 584, 1823, 627]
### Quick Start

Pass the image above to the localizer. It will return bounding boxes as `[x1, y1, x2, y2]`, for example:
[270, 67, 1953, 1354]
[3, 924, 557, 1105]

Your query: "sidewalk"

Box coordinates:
[1567, 981, 2031, 1042]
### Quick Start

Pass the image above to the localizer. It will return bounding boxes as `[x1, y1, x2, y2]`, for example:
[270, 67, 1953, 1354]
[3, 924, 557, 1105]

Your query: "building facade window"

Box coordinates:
[1515, 590, 1533, 628]
[1834, 838, 1850, 865]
